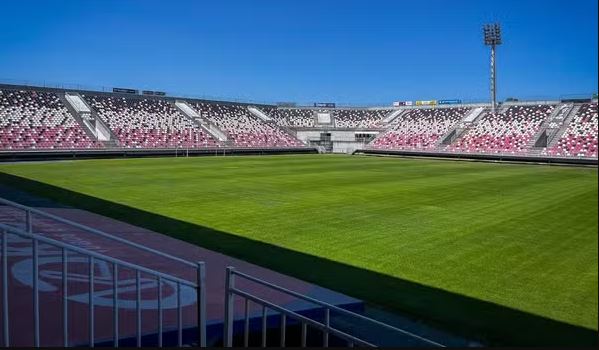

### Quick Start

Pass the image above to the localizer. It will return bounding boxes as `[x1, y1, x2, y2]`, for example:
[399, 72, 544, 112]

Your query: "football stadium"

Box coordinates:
[0, 1, 597, 348]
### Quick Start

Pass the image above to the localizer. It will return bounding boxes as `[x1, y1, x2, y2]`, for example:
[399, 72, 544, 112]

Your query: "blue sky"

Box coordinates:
[0, 0, 597, 105]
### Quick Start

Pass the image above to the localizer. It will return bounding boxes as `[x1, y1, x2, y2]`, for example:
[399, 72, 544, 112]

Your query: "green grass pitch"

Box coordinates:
[0, 154, 597, 345]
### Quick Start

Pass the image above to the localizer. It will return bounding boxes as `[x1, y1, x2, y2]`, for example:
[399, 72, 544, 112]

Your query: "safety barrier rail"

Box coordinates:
[1, 197, 447, 347]
[223, 267, 444, 348]
[0, 197, 196, 269]
[0, 223, 206, 347]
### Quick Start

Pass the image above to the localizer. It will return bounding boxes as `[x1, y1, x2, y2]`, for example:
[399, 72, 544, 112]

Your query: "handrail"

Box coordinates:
[0, 197, 197, 268]
[230, 287, 375, 347]
[1, 222, 206, 347]
[0, 223, 196, 287]
[225, 267, 444, 347]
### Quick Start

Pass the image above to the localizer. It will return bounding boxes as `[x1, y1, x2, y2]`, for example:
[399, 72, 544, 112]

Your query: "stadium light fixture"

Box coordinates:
[483, 23, 502, 112]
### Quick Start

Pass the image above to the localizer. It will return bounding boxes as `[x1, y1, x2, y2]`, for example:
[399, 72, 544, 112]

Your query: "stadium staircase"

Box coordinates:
[59, 92, 119, 148]
[174, 100, 231, 145]
[253, 107, 305, 144]
[363, 110, 408, 149]
[0, 197, 444, 348]
[381, 109, 405, 125]
[247, 106, 272, 121]
[271, 121, 302, 143]
[498, 104, 510, 114]
[528, 103, 572, 150]
[545, 104, 580, 149]
[437, 107, 486, 147]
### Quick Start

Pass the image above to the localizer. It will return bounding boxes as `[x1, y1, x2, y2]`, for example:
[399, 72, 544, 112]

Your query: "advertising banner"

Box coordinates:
[113, 87, 138, 94]
[314, 102, 336, 108]
[142, 90, 167, 96]
[438, 99, 462, 105]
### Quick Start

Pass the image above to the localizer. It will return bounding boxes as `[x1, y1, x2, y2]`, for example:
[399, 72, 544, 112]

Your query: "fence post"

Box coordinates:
[113, 264, 119, 347]
[223, 266, 235, 347]
[323, 308, 330, 347]
[33, 239, 39, 347]
[62, 248, 68, 347]
[197, 262, 206, 347]
[2, 229, 9, 347]
[89, 256, 95, 347]
[25, 210, 32, 233]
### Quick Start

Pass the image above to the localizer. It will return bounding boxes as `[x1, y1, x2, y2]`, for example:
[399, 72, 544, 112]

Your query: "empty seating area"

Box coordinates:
[269, 108, 391, 128]
[270, 108, 316, 127]
[447, 105, 553, 154]
[334, 109, 390, 128]
[0, 85, 596, 161]
[192, 102, 304, 147]
[369, 107, 470, 150]
[0, 89, 101, 149]
[84, 95, 219, 148]
[544, 103, 598, 158]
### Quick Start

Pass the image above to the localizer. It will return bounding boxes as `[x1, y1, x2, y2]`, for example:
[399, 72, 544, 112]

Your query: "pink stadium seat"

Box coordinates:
[270, 108, 316, 127]
[269, 108, 390, 128]
[1, 88, 596, 160]
[0, 89, 103, 150]
[83, 95, 220, 149]
[447, 105, 553, 154]
[192, 102, 304, 148]
[369, 107, 471, 150]
[334, 109, 390, 128]
[543, 103, 598, 158]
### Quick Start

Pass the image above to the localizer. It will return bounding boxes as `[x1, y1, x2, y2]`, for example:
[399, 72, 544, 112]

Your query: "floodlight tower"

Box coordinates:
[483, 23, 502, 112]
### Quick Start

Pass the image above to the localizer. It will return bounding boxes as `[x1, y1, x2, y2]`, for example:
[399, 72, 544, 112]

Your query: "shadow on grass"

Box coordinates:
[0, 172, 596, 347]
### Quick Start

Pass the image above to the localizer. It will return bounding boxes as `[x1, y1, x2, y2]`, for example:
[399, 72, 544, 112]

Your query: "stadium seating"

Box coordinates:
[369, 107, 471, 150]
[191, 102, 305, 147]
[447, 105, 554, 154]
[0, 85, 596, 160]
[270, 108, 316, 127]
[543, 103, 598, 158]
[334, 109, 390, 128]
[84, 95, 220, 148]
[270, 108, 391, 128]
[0, 89, 102, 149]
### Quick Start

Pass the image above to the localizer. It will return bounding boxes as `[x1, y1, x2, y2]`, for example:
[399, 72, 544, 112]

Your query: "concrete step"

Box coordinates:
[382, 109, 405, 124]
[247, 106, 272, 121]
[546, 104, 580, 148]
[528, 103, 572, 148]
[437, 108, 488, 148]
[173, 100, 229, 143]
[57, 93, 98, 141]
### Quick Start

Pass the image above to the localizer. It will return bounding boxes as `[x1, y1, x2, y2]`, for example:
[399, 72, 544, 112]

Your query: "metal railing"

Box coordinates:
[0, 197, 197, 269]
[360, 146, 599, 161]
[223, 267, 444, 348]
[3, 79, 595, 109]
[0, 223, 206, 347]
[0, 79, 275, 107]
[0, 198, 450, 347]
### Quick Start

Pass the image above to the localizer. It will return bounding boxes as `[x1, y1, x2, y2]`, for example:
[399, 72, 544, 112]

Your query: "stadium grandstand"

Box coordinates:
[0, 83, 596, 162]
[0, 89, 102, 150]
[0, 0, 597, 348]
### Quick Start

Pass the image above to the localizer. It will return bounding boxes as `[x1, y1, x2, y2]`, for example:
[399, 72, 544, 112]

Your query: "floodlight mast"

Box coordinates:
[484, 23, 502, 112]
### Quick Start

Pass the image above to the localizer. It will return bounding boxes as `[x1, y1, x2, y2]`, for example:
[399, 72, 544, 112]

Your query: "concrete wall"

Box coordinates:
[295, 130, 378, 154]
[295, 130, 323, 142]
[333, 141, 367, 154]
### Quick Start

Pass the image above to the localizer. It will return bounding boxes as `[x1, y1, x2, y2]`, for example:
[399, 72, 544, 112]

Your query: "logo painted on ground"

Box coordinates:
[4, 234, 197, 310]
